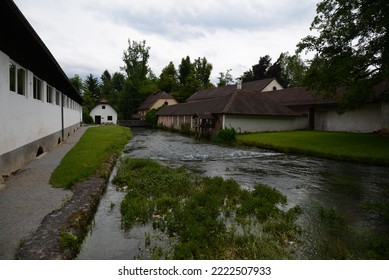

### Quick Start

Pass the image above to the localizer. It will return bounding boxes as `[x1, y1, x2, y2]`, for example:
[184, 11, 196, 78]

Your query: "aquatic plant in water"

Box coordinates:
[114, 158, 302, 259]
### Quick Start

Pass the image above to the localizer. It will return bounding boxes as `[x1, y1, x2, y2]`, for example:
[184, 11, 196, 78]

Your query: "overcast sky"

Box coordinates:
[13, 0, 319, 83]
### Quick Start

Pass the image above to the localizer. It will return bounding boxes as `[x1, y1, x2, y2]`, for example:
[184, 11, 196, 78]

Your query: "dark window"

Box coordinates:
[55, 91, 61, 105]
[9, 63, 16, 92]
[33, 76, 42, 100]
[108, 116, 113, 121]
[102, 105, 106, 109]
[47, 85, 53, 103]
[17, 67, 25, 95]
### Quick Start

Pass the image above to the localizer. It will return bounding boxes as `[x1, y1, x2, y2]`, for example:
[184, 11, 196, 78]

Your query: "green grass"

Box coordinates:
[50, 126, 132, 188]
[114, 158, 301, 259]
[237, 131, 389, 165]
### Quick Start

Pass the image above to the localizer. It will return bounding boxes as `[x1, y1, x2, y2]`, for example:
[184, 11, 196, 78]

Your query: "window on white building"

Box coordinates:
[55, 91, 61, 106]
[33, 76, 42, 100]
[47, 85, 54, 104]
[17, 67, 26, 96]
[108, 116, 112, 121]
[9, 62, 26, 96]
[9, 62, 16, 92]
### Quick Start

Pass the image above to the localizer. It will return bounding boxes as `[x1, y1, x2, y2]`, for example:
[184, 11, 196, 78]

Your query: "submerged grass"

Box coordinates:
[50, 126, 132, 188]
[114, 158, 301, 259]
[304, 205, 389, 259]
[236, 131, 389, 165]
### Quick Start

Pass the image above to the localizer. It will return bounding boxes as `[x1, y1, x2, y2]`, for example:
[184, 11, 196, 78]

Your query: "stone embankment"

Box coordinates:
[16, 157, 116, 260]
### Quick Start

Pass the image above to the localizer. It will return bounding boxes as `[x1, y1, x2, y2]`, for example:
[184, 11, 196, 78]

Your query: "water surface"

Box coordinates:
[78, 129, 389, 259]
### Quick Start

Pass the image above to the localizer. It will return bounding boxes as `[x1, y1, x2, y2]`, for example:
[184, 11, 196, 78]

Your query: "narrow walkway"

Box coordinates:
[0, 126, 88, 259]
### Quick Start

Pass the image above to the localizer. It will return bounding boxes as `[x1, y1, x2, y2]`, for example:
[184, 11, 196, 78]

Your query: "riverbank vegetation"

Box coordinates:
[50, 126, 132, 188]
[237, 131, 389, 166]
[113, 158, 302, 259]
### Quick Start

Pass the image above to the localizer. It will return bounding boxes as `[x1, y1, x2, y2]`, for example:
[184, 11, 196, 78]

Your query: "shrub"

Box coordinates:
[216, 127, 236, 143]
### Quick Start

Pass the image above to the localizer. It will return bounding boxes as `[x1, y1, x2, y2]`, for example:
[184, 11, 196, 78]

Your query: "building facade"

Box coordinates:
[0, 0, 83, 181]
[90, 99, 118, 124]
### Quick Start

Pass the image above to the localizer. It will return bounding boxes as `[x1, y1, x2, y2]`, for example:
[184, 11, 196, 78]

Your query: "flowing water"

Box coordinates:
[78, 129, 389, 259]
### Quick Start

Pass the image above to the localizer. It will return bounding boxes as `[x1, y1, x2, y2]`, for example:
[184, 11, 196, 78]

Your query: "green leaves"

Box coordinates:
[298, 0, 389, 110]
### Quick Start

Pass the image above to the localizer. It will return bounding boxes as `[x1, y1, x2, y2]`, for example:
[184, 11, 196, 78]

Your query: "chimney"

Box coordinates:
[236, 78, 242, 90]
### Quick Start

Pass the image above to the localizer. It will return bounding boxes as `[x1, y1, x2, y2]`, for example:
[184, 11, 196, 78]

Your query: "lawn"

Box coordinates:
[236, 130, 389, 165]
[50, 125, 132, 188]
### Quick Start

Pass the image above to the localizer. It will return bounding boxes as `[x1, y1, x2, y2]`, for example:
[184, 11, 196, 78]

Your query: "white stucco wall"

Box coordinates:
[0, 50, 82, 156]
[382, 103, 389, 130]
[315, 103, 382, 132]
[224, 114, 308, 133]
[90, 104, 117, 124]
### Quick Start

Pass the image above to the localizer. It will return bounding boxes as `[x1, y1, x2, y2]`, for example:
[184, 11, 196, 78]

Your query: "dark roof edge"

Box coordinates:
[1, 0, 82, 105]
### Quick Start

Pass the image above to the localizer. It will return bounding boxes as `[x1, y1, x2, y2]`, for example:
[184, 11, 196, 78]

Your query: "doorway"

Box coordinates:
[95, 115, 101, 124]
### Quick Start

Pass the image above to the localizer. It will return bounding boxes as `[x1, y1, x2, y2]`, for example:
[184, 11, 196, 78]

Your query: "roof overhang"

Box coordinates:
[0, 0, 83, 105]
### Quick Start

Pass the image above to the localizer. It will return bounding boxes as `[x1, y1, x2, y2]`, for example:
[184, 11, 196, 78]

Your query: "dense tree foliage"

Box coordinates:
[69, 74, 84, 94]
[119, 39, 158, 119]
[241, 53, 307, 88]
[173, 56, 213, 102]
[297, 0, 389, 110]
[158, 62, 178, 93]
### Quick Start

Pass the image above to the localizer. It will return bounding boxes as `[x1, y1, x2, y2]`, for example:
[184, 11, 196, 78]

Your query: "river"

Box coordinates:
[77, 129, 389, 259]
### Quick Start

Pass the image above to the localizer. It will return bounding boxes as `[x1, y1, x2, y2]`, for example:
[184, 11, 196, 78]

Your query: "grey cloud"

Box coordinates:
[85, 0, 316, 41]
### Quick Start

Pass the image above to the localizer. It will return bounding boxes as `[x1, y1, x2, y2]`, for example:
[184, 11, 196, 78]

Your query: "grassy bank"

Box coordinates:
[50, 126, 132, 188]
[113, 158, 301, 259]
[237, 131, 389, 165]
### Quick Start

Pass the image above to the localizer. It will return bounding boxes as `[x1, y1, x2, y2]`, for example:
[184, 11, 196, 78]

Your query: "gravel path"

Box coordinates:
[0, 126, 88, 259]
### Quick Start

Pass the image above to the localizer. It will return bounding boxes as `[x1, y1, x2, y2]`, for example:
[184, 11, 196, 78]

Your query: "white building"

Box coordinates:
[0, 0, 83, 181]
[90, 99, 118, 124]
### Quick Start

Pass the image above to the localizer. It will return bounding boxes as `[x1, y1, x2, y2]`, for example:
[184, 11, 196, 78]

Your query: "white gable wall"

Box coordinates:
[90, 104, 117, 124]
[261, 80, 284, 92]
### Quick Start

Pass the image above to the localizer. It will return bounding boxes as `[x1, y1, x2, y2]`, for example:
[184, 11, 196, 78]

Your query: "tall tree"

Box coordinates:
[122, 39, 151, 81]
[178, 56, 193, 85]
[217, 69, 234, 87]
[69, 74, 84, 94]
[277, 52, 307, 88]
[158, 62, 179, 93]
[193, 57, 213, 89]
[120, 39, 156, 118]
[100, 69, 112, 99]
[175, 56, 199, 102]
[252, 55, 272, 81]
[297, 0, 389, 109]
[83, 74, 101, 104]
[241, 55, 273, 82]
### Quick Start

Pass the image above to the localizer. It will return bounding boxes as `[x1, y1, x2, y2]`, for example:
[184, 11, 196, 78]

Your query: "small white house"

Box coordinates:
[90, 99, 117, 124]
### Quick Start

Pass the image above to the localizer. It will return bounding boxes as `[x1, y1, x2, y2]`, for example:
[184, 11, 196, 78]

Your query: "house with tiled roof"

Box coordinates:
[156, 78, 308, 134]
[136, 91, 177, 120]
[90, 99, 117, 124]
[156, 78, 389, 134]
